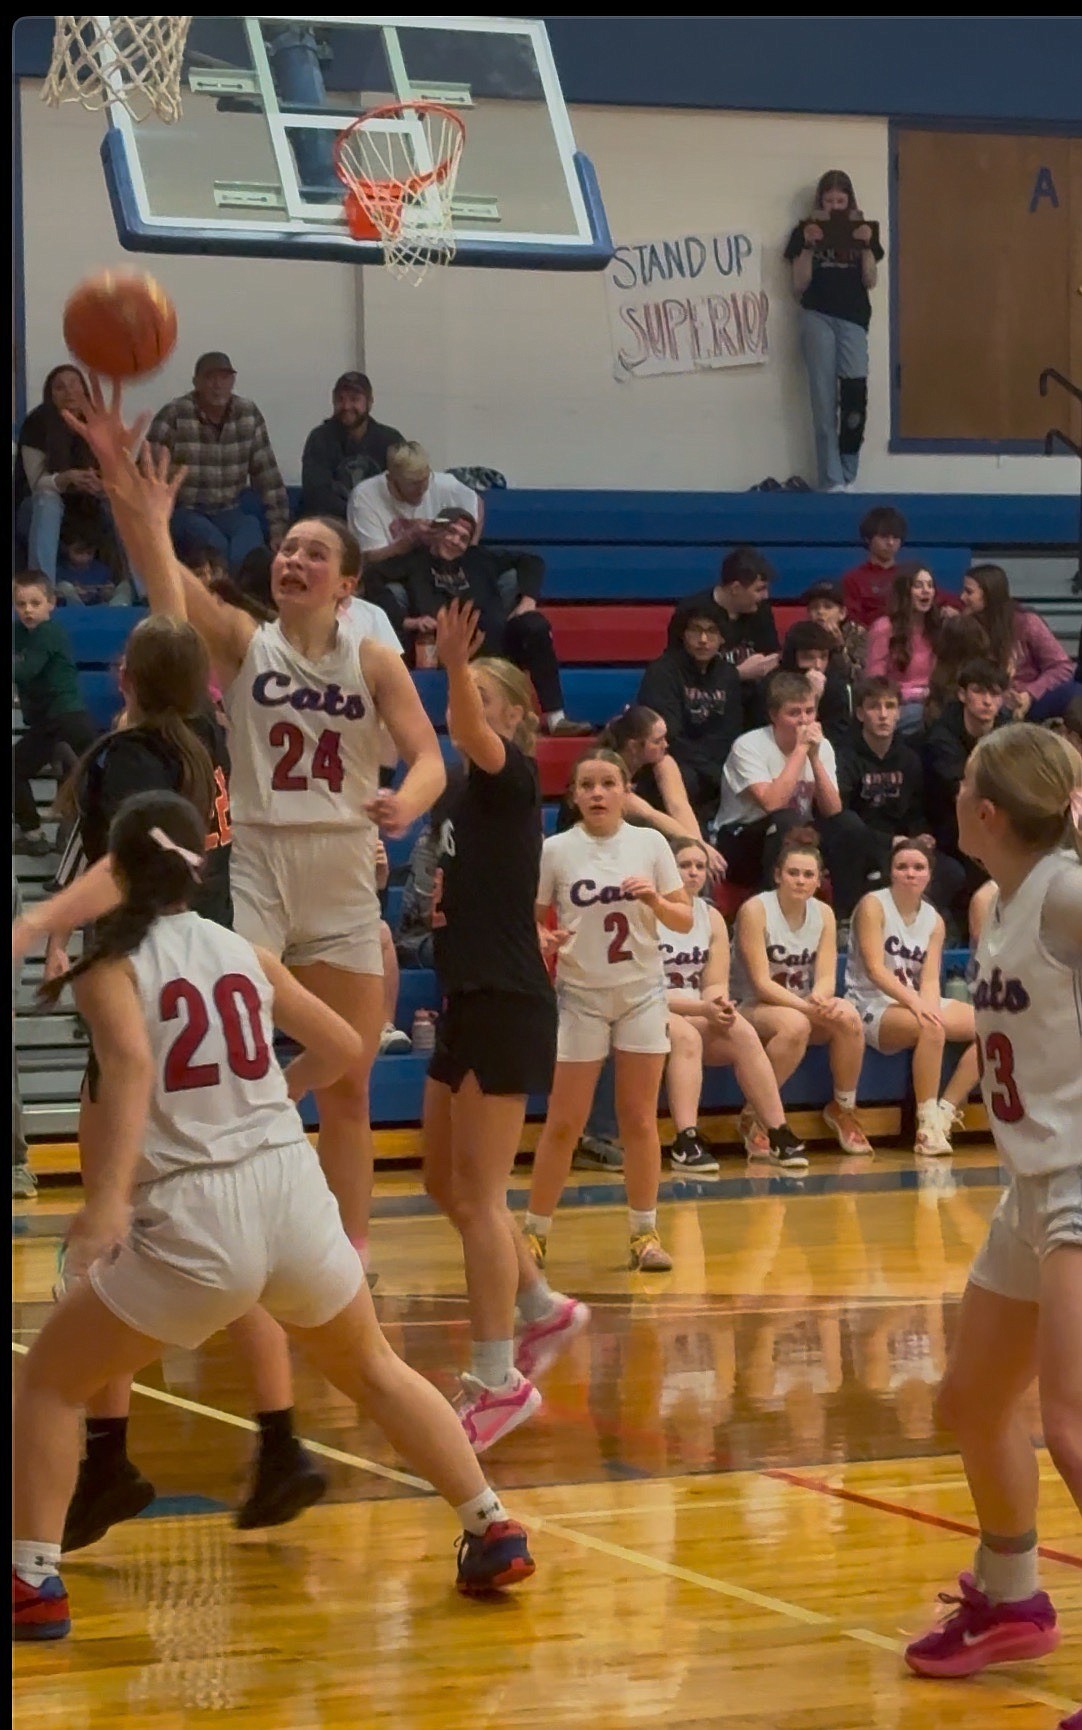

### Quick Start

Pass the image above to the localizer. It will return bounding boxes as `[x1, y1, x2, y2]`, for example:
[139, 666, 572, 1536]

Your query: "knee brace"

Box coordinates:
[838, 376, 868, 456]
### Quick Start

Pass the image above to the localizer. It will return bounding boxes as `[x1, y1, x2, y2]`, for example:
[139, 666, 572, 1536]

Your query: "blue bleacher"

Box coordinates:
[507, 544, 973, 601]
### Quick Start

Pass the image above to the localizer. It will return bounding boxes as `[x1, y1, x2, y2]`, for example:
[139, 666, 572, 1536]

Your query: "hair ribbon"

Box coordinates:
[149, 826, 204, 876]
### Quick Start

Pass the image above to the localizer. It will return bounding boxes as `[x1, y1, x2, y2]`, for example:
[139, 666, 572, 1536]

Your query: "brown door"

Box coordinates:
[896, 129, 1081, 445]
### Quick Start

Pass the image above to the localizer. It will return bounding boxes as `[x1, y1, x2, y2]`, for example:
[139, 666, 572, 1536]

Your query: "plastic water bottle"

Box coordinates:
[411, 1009, 436, 1053]
[416, 627, 438, 669]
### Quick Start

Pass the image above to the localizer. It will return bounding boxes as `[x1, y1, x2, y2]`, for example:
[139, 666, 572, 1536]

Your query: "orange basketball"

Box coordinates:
[62, 270, 178, 380]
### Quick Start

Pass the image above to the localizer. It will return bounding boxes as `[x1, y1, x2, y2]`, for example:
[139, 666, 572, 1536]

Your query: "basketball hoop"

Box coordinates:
[334, 100, 466, 284]
[43, 16, 192, 125]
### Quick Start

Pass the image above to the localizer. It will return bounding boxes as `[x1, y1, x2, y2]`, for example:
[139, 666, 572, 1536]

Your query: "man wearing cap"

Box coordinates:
[299, 372, 405, 519]
[802, 579, 868, 682]
[147, 353, 289, 570]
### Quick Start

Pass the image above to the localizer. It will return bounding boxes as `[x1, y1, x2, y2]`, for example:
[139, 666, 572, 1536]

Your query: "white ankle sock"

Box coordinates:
[456, 1488, 509, 1536]
[834, 1089, 857, 1110]
[12, 1540, 61, 1587]
[524, 1212, 552, 1237]
[975, 1537, 1039, 1604]
[469, 1340, 515, 1389]
[628, 1208, 657, 1235]
[517, 1276, 559, 1326]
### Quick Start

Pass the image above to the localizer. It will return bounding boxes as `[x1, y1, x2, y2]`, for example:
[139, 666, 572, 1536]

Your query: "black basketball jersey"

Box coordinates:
[432, 743, 553, 1000]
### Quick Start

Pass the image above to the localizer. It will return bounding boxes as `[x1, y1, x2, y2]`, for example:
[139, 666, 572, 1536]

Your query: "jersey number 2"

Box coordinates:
[978, 1032, 1024, 1124]
[161, 976, 272, 1092]
[269, 722, 345, 794]
[604, 911, 633, 965]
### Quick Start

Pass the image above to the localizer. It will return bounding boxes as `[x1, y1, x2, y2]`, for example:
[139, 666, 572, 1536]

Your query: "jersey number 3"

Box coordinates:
[162, 976, 272, 1092]
[977, 1031, 1024, 1124]
[269, 722, 345, 794]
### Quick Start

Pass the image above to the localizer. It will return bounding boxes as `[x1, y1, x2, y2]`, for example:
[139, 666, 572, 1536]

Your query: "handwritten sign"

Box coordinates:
[606, 231, 769, 380]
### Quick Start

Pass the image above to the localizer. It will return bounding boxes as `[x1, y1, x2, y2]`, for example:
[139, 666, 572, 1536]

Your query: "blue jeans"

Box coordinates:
[1028, 680, 1081, 723]
[171, 505, 267, 571]
[800, 309, 869, 489]
[17, 492, 64, 579]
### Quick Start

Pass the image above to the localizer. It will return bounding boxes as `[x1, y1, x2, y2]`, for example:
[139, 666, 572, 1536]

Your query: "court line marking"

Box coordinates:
[11, 1341, 1076, 1713]
[10, 1341, 431, 1493]
[765, 1468, 1082, 1570]
[520, 1517, 1076, 1713]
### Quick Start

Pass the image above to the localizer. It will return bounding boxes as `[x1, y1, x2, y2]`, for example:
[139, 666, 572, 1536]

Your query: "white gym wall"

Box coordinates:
[18, 87, 1073, 496]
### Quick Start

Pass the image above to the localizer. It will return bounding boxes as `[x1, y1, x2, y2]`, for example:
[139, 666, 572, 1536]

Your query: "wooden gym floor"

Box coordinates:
[12, 1137, 1081, 1728]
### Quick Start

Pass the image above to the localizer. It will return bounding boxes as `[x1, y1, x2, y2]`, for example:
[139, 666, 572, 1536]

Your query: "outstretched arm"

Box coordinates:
[64, 377, 255, 681]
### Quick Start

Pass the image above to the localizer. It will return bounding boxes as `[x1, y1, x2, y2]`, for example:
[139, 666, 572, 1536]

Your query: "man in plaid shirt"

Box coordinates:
[148, 351, 290, 570]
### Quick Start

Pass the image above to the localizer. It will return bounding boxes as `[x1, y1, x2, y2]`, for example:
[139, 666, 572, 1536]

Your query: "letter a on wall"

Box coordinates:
[1028, 166, 1059, 212]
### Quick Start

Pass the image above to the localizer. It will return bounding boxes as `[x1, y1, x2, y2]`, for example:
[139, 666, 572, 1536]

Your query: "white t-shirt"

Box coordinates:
[538, 822, 684, 992]
[715, 727, 838, 831]
[347, 471, 479, 551]
[343, 595, 402, 652]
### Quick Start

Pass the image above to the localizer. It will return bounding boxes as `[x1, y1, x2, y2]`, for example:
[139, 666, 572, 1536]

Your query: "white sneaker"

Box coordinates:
[914, 1113, 952, 1157]
[379, 1023, 412, 1055]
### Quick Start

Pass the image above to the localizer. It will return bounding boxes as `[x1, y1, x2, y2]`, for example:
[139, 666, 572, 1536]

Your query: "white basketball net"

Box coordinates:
[336, 102, 466, 285]
[43, 15, 192, 125]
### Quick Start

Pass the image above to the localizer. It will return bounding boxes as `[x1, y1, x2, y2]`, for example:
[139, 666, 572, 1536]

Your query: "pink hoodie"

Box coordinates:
[864, 617, 937, 701]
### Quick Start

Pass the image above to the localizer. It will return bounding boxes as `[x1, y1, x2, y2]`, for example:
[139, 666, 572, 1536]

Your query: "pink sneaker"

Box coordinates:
[515, 1297, 590, 1381]
[904, 1573, 1059, 1678]
[457, 1372, 541, 1455]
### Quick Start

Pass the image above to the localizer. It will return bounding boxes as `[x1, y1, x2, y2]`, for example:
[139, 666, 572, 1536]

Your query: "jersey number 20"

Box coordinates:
[162, 975, 272, 1091]
[977, 1032, 1024, 1124]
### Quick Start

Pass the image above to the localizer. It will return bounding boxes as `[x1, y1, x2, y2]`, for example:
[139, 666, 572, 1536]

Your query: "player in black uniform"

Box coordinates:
[421, 601, 589, 1455]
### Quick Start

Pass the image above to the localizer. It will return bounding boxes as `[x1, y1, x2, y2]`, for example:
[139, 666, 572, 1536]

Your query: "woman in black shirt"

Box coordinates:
[422, 601, 586, 1455]
[784, 170, 884, 494]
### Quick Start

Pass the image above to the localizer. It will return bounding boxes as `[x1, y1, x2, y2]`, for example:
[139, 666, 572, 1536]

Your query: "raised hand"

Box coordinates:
[435, 598, 484, 670]
[60, 373, 149, 481]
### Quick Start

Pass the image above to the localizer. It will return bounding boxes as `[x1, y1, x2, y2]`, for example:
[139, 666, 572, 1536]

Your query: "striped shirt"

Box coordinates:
[147, 393, 289, 539]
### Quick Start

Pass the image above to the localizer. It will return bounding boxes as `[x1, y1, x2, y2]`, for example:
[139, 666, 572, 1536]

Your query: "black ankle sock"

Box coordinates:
[255, 1408, 298, 1463]
[84, 1417, 131, 1473]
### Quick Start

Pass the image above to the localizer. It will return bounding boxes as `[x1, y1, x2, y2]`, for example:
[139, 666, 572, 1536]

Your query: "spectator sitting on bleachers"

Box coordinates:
[376, 506, 591, 736]
[635, 599, 742, 822]
[14, 365, 126, 586]
[835, 675, 966, 928]
[12, 573, 99, 857]
[680, 546, 781, 726]
[55, 528, 134, 608]
[958, 562, 1078, 722]
[802, 579, 867, 679]
[864, 564, 949, 735]
[840, 505, 907, 627]
[588, 708, 725, 871]
[375, 839, 411, 1053]
[921, 611, 991, 729]
[922, 659, 1010, 869]
[148, 351, 289, 569]
[183, 542, 229, 591]
[773, 618, 853, 746]
[347, 442, 483, 567]
[395, 820, 438, 971]
[299, 371, 405, 519]
[712, 670, 870, 933]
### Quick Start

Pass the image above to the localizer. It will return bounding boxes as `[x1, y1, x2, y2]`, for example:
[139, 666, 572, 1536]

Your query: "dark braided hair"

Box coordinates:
[38, 791, 206, 1006]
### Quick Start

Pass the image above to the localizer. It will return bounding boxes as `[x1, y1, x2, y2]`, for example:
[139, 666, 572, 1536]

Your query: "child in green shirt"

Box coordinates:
[12, 574, 99, 855]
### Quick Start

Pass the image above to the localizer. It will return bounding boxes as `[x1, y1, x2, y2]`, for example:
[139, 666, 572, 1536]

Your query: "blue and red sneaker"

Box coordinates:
[455, 1520, 535, 1594]
[12, 1570, 71, 1641]
[904, 1572, 1059, 1678]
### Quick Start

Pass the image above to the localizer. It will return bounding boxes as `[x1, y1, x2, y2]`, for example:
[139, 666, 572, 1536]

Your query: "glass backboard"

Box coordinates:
[99, 15, 612, 270]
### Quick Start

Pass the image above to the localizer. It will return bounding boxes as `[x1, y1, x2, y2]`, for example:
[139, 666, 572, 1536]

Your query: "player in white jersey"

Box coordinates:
[904, 726, 1081, 1701]
[733, 837, 873, 1157]
[12, 791, 535, 1643]
[662, 838, 808, 1173]
[523, 750, 693, 1272]
[845, 839, 978, 1157]
[66, 381, 446, 1262]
